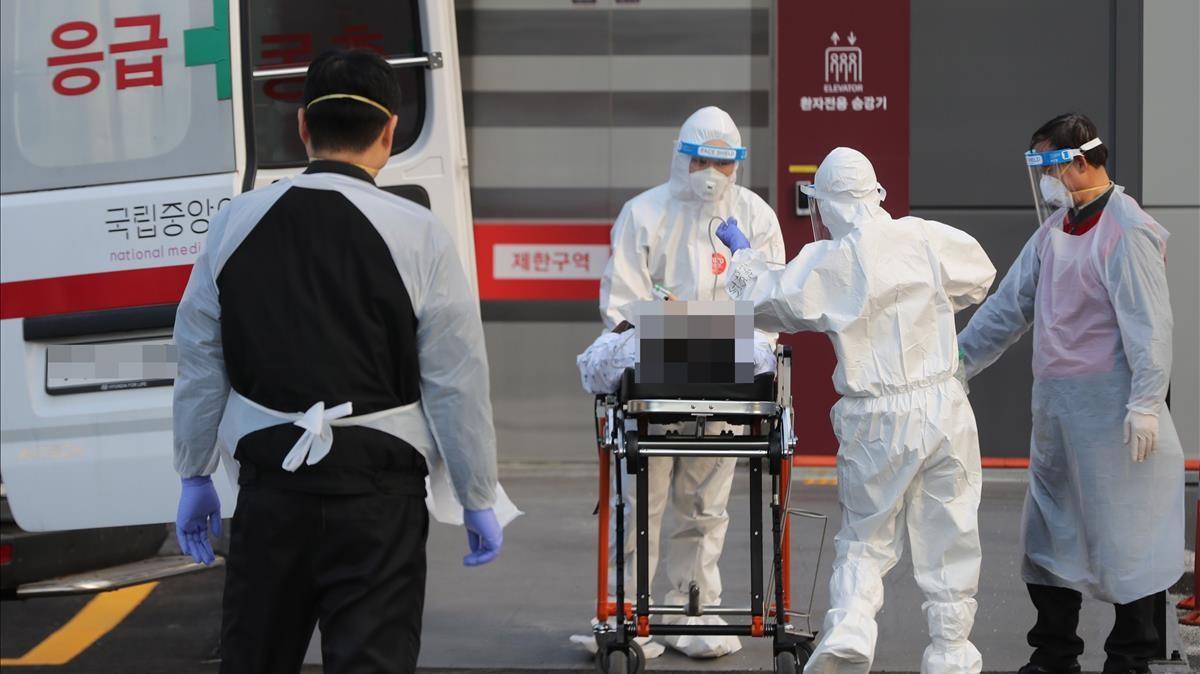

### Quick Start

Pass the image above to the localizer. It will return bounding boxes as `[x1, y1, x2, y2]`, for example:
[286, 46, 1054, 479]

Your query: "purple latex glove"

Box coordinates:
[715, 217, 750, 253]
[176, 476, 221, 565]
[463, 507, 503, 566]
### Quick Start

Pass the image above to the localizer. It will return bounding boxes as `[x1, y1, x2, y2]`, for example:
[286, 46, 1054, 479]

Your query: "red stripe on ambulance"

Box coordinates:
[1, 223, 620, 319]
[0, 265, 192, 320]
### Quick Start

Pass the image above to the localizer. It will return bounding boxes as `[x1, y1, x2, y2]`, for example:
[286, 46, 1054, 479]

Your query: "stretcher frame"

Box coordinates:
[591, 346, 823, 673]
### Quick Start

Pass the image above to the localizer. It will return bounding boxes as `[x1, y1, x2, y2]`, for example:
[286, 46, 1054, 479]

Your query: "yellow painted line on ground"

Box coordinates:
[0, 582, 158, 666]
[801, 478, 837, 486]
[788, 164, 819, 174]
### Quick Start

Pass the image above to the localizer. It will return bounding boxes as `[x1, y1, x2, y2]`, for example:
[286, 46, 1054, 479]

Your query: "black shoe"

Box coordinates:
[1018, 663, 1082, 674]
[1101, 669, 1150, 674]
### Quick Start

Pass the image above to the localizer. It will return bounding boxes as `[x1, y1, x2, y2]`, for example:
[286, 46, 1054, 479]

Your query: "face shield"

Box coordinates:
[800, 181, 886, 241]
[1024, 137, 1102, 225]
[807, 196, 832, 241]
[677, 140, 746, 203]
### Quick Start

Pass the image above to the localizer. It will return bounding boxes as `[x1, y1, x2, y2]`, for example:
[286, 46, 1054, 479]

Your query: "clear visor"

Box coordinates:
[810, 198, 833, 241]
[799, 182, 831, 241]
[800, 180, 886, 242]
[1024, 138, 1102, 226]
[680, 141, 745, 203]
[1025, 148, 1078, 226]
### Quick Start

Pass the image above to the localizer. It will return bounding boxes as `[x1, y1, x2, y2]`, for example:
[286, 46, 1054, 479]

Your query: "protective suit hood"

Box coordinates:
[600, 108, 784, 330]
[811, 147, 887, 239]
[668, 106, 743, 202]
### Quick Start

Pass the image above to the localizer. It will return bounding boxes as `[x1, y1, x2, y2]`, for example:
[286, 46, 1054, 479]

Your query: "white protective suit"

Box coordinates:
[597, 107, 786, 658]
[600, 106, 785, 326]
[958, 184, 1184, 605]
[726, 148, 996, 674]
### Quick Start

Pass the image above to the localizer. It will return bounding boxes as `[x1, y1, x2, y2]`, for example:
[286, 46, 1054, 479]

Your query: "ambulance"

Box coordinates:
[0, 0, 475, 595]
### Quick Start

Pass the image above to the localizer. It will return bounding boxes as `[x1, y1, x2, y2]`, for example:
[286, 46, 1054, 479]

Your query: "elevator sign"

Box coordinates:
[825, 31, 862, 92]
[802, 30, 887, 113]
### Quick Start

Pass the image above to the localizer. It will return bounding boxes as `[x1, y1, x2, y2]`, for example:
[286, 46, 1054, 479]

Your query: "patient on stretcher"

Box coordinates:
[576, 300, 777, 396]
[572, 300, 781, 660]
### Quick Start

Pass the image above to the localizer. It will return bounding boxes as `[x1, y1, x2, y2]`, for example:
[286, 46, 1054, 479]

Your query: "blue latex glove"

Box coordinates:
[715, 217, 750, 253]
[176, 476, 221, 565]
[463, 507, 503, 566]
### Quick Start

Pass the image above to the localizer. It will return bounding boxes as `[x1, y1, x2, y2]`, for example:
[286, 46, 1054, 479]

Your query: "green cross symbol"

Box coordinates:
[184, 0, 232, 100]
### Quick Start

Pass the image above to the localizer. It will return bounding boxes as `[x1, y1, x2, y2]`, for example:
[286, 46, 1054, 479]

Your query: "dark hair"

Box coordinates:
[1029, 112, 1108, 167]
[302, 50, 401, 153]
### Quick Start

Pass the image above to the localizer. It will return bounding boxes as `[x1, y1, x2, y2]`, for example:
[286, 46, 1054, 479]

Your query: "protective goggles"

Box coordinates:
[677, 141, 748, 162]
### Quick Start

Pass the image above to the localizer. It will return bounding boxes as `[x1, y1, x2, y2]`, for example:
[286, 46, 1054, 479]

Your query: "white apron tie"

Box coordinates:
[280, 401, 355, 472]
[216, 392, 522, 527]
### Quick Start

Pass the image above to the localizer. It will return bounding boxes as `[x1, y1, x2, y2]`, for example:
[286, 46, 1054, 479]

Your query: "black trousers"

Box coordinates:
[1026, 583, 1162, 674]
[219, 481, 429, 674]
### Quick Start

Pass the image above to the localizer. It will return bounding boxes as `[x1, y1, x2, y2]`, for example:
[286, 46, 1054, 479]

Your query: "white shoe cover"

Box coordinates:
[660, 614, 743, 658]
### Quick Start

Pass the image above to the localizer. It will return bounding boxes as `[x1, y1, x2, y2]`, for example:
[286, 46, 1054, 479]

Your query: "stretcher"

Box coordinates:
[591, 345, 824, 674]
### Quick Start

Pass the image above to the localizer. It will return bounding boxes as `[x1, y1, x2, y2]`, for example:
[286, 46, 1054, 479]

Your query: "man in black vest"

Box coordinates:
[172, 49, 505, 673]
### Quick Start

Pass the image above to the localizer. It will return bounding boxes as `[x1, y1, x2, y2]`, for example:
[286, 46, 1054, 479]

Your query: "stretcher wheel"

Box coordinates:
[594, 641, 645, 674]
[775, 639, 814, 674]
[796, 639, 814, 667]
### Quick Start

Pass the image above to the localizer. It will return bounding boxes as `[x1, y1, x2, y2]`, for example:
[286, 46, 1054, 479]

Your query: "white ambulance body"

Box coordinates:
[1, 0, 475, 533]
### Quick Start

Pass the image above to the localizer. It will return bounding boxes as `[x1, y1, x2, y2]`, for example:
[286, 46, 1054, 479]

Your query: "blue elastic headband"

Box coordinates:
[1025, 137, 1103, 167]
[1025, 148, 1077, 167]
[678, 141, 747, 161]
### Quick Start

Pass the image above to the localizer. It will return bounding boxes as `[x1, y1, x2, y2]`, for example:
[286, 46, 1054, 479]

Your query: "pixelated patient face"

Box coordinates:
[634, 301, 755, 385]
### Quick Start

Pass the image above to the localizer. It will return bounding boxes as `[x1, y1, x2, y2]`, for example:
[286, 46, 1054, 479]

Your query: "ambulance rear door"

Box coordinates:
[0, 0, 248, 530]
[244, 0, 479, 291]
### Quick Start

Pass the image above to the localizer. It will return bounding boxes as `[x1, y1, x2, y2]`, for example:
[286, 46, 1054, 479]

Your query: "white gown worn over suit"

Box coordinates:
[726, 148, 996, 674]
[598, 106, 786, 658]
[958, 184, 1184, 605]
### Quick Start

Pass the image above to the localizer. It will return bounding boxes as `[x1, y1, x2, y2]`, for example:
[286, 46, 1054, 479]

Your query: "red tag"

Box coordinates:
[711, 252, 728, 275]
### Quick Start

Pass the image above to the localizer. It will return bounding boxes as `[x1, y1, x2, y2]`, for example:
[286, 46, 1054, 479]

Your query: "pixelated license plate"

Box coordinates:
[45, 340, 177, 395]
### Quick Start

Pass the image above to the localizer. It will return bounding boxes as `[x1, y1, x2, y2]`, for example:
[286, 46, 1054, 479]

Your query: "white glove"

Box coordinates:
[1124, 411, 1159, 463]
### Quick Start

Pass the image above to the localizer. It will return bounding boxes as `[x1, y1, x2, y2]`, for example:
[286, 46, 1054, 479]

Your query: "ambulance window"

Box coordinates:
[0, 1, 236, 194]
[249, 0, 426, 168]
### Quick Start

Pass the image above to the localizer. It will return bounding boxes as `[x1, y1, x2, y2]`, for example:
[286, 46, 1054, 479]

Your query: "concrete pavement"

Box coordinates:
[3, 466, 1196, 673]
[413, 466, 1196, 672]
